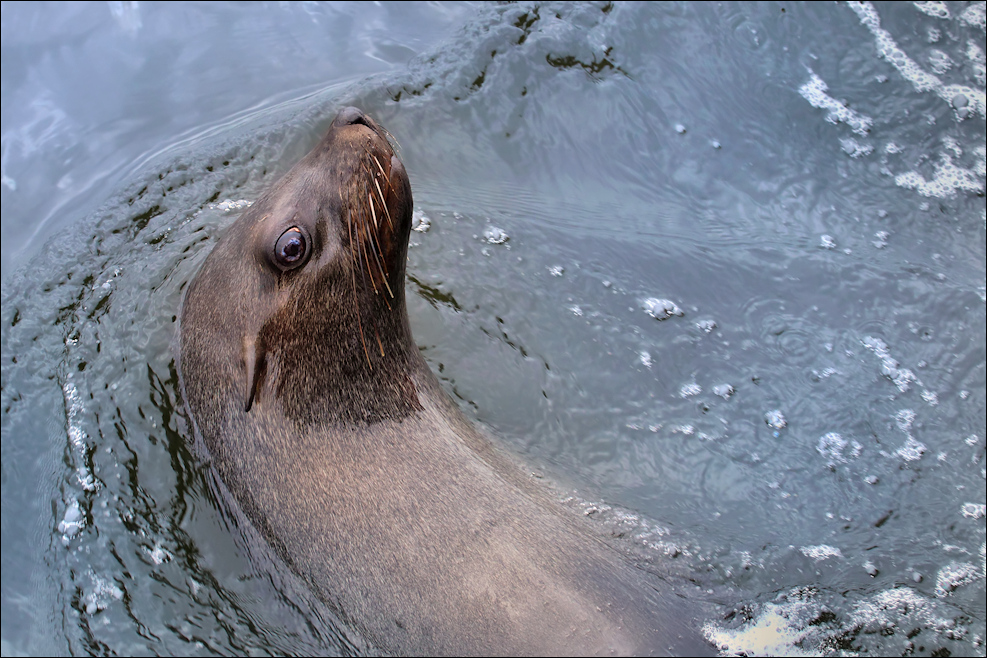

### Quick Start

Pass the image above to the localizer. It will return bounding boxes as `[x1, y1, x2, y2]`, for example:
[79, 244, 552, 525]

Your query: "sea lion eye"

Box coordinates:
[274, 227, 307, 270]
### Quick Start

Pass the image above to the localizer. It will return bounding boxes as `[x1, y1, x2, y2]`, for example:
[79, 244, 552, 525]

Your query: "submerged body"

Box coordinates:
[179, 108, 710, 655]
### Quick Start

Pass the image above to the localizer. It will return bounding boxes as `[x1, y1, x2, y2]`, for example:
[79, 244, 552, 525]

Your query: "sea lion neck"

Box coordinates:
[257, 268, 423, 427]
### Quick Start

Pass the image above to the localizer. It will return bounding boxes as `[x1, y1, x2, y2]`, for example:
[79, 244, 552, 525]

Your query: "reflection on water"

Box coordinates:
[2, 2, 984, 656]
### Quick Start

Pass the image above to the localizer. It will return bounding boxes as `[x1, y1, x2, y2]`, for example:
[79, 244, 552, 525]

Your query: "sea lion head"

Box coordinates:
[180, 108, 419, 432]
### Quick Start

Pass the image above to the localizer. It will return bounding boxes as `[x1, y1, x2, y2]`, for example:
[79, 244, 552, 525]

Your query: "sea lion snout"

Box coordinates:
[333, 106, 372, 129]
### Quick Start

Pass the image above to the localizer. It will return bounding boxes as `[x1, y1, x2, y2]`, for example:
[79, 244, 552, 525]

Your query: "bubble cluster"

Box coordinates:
[816, 432, 862, 465]
[959, 2, 986, 30]
[411, 209, 431, 232]
[913, 1, 950, 19]
[679, 383, 702, 398]
[895, 153, 985, 198]
[482, 226, 509, 244]
[800, 544, 844, 561]
[798, 72, 874, 136]
[57, 499, 85, 544]
[895, 436, 928, 462]
[862, 335, 917, 392]
[707, 584, 980, 656]
[712, 384, 734, 400]
[840, 137, 874, 158]
[642, 297, 683, 320]
[935, 562, 980, 598]
[81, 570, 124, 615]
[764, 410, 787, 430]
[213, 198, 252, 212]
[849, 2, 986, 120]
[928, 49, 953, 75]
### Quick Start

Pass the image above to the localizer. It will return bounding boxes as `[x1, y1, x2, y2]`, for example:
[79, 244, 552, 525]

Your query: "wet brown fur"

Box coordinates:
[179, 108, 712, 656]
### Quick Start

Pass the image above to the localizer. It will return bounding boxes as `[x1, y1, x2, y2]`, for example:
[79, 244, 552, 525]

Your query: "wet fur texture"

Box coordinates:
[179, 108, 711, 656]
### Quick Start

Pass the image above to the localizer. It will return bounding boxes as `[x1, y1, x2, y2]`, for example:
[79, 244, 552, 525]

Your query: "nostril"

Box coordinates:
[335, 107, 368, 128]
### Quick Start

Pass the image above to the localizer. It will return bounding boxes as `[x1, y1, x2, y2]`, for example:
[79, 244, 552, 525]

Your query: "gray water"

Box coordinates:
[2, 2, 985, 656]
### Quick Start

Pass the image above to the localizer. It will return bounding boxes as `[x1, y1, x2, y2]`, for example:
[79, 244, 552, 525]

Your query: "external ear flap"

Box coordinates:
[243, 335, 267, 413]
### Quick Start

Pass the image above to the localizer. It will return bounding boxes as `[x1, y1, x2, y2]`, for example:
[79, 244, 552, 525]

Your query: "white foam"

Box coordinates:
[968, 40, 987, 86]
[961, 503, 986, 519]
[679, 383, 701, 398]
[862, 336, 919, 392]
[482, 226, 508, 244]
[703, 602, 817, 657]
[935, 562, 980, 597]
[81, 570, 124, 615]
[62, 381, 97, 492]
[958, 3, 986, 30]
[913, 1, 950, 19]
[642, 297, 683, 320]
[213, 199, 252, 212]
[800, 544, 844, 561]
[798, 72, 874, 135]
[928, 49, 953, 75]
[896, 435, 928, 462]
[895, 409, 916, 433]
[849, 2, 986, 120]
[57, 499, 85, 545]
[817, 432, 862, 465]
[840, 137, 874, 158]
[764, 410, 787, 430]
[145, 542, 173, 566]
[713, 384, 734, 400]
[895, 153, 985, 198]
[411, 209, 431, 232]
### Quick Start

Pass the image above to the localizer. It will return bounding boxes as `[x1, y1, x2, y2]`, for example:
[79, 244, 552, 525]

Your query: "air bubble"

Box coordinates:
[713, 384, 734, 400]
[764, 410, 787, 430]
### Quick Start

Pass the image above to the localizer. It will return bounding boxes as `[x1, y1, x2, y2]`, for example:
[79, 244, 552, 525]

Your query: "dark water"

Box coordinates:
[2, 2, 985, 655]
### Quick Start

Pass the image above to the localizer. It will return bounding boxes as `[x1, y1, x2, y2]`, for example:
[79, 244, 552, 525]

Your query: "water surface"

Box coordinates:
[2, 2, 985, 655]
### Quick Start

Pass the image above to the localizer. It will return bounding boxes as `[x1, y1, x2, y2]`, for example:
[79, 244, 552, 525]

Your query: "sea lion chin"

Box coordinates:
[178, 107, 712, 656]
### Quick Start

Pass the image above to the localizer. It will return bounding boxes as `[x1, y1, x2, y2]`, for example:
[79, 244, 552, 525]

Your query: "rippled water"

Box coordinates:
[2, 2, 985, 656]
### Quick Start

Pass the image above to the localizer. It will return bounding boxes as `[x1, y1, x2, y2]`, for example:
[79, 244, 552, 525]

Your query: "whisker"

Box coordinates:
[359, 210, 379, 296]
[370, 153, 396, 192]
[374, 328, 385, 358]
[362, 157, 393, 229]
[368, 191, 379, 230]
[362, 199, 394, 305]
[346, 202, 372, 369]
[372, 174, 392, 228]
[380, 126, 400, 154]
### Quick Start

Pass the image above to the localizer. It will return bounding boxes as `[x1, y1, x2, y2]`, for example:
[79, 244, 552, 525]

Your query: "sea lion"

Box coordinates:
[178, 107, 711, 656]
